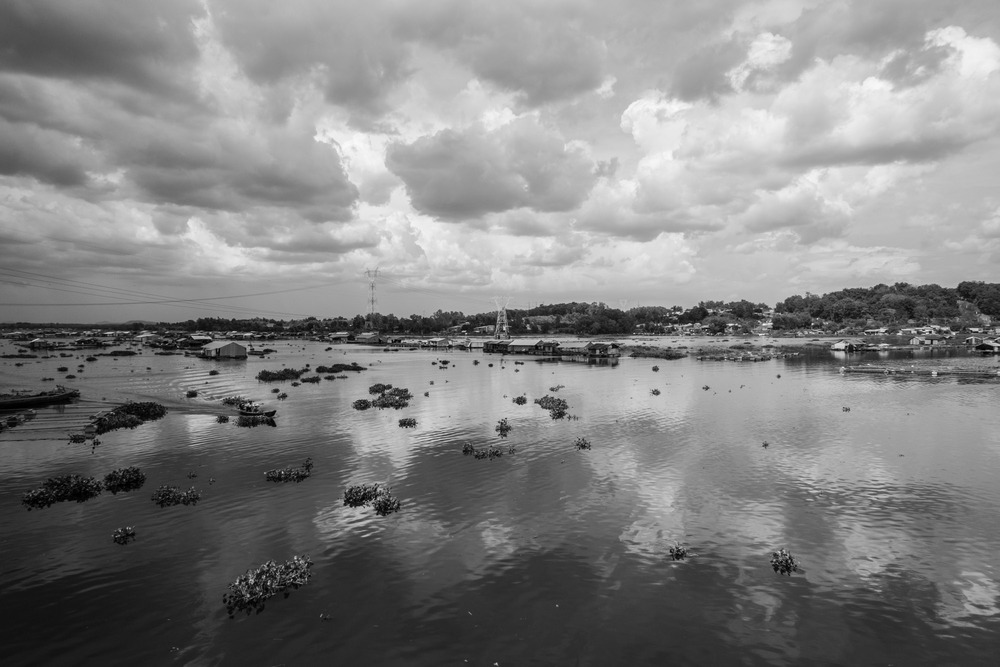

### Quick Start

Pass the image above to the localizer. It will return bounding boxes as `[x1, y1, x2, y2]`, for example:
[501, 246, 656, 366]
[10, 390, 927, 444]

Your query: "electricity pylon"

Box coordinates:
[493, 297, 511, 339]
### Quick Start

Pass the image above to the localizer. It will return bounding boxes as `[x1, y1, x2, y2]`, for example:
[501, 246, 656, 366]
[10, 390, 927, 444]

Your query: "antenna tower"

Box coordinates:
[493, 297, 511, 339]
[364, 267, 380, 329]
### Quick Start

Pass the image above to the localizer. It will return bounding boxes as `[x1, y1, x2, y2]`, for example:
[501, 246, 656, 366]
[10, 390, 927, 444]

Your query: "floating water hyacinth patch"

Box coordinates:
[462, 442, 475, 455]
[495, 418, 512, 438]
[512, 395, 527, 405]
[314, 362, 365, 374]
[473, 446, 505, 460]
[223, 555, 313, 618]
[549, 384, 565, 392]
[186, 390, 198, 398]
[300, 376, 320, 383]
[151, 485, 201, 508]
[265, 458, 313, 483]
[770, 549, 798, 576]
[668, 544, 688, 561]
[352, 399, 372, 411]
[651, 388, 661, 396]
[398, 418, 416, 428]
[574, 437, 591, 450]
[208, 369, 220, 376]
[652, 366, 660, 372]
[534, 395, 569, 419]
[277, 393, 288, 400]
[216, 415, 230, 423]
[68, 433, 87, 443]
[371, 387, 413, 410]
[103, 466, 146, 494]
[343, 483, 401, 516]
[221, 395, 249, 406]
[112, 526, 136, 545]
[22, 474, 103, 510]
[369, 383, 393, 394]
[93, 402, 168, 434]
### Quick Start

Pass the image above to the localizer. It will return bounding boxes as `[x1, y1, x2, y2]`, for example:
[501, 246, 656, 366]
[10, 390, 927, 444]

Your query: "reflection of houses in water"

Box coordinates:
[483, 339, 620, 360]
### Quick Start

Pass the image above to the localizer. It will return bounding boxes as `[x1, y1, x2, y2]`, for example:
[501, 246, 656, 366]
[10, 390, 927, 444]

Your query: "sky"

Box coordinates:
[2, 0, 1000, 324]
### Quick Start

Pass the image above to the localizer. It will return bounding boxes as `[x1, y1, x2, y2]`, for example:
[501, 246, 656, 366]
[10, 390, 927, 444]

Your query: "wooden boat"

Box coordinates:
[0, 386, 80, 409]
[239, 407, 277, 418]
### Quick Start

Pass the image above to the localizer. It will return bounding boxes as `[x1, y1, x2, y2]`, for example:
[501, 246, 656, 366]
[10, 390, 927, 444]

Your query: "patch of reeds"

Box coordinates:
[103, 466, 146, 494]
[21, 474, 103, 510]
[112, 526, 136, 545]
[151, 485, 201, 507]
[265, 458, 313, 483]
[770, 549, 798, 575]
[223, 555, 313, 618]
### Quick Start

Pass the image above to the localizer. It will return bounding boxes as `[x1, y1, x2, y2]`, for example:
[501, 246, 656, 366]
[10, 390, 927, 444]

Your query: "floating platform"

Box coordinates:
[841, 365, 1000, 378]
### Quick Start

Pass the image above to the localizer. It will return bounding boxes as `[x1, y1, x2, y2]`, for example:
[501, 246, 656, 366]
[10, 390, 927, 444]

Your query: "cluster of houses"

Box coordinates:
[830, 334, 1000, 353]
[482, 339, 621, 358]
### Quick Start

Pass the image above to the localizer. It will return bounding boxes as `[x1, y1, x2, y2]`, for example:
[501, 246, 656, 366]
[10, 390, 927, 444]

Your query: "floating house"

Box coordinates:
[201, 341, 247, 359]
[830, 339, 865, 352]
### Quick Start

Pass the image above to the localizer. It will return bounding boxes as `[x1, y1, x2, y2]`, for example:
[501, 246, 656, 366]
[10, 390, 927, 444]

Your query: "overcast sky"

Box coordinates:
[2, 0, 999, 323]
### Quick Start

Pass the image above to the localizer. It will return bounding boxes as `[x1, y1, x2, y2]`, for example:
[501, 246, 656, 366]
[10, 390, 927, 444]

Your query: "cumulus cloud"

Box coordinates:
[386, 117, 597, 220]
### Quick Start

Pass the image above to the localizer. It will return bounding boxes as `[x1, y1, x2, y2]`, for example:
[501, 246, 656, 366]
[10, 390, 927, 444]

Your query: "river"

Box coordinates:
[2, 338, 999, 665]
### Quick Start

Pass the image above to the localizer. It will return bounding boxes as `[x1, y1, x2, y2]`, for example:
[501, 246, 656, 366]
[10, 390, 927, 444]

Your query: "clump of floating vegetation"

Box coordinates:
[495, 418, 512, 438]
[209, 369, 220, 376]
[271, 388, 281, 393]
[652, 365, 660, 372]
[255, 368, 306, 382]
[474, 445, 506, 460]
[770, 549, 798, 576]
[223, 555, 313, 618]
[371, 387, 413, 410]
[512, 395, 527, 405]
[369, 383, 392, 395]
[22, 474, 103, 510]
[549, 384, 565, 392]
[216, 415, 230, 424]
[151, 485, 201, 508]
[265, 458, 313, 483]
[277, 392, 288, 400]
[398, 417, 417, 428]
[236, 415, 276, 428]
[93, 402, 168, 434]
[186, 390, 198, 398]
[290, 382, 300, 387]
[300, 376, 321, 383]
[67, 432, 87, 444]
[574, 437, 591, 450]
[668, 544, 688, 561]
[535, 395, 569, 419]
[651, 388, 661, 396]
[473, 359, 480, 365]
[343, 483, 401, 516]
[221, 395, 249, 407]
[702, 385, 710, 391]
[352, 399, 372, 411]
[103, 466, 146, 494]
[112, 526, 136, 545]
[57, 366, 68, 372]
[462, 442, 475, 455]
[314, 362, 366, 374]
[324, 375, 336, 381]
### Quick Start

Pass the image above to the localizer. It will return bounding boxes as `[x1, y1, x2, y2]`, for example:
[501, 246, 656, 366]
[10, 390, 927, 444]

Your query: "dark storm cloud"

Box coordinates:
[0, 0, 204, 98]
[124, 125, 359, 222]
[386, 120, 596, 220]
[0, 118, 93, 186]
[209, 0, 411, 121]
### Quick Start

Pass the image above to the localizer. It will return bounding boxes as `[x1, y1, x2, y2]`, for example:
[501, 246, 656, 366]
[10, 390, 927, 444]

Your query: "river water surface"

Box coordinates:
[2, 339, 999, 665]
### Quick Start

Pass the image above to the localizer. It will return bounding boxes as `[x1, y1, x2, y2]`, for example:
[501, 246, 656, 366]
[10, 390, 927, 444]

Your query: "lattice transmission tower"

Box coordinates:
[364, 267, 379, 329]
[493, 297, 511, 339]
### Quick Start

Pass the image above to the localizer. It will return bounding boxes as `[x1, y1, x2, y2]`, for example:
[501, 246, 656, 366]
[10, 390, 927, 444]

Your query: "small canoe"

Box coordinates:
[239, 408, 276, 418]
